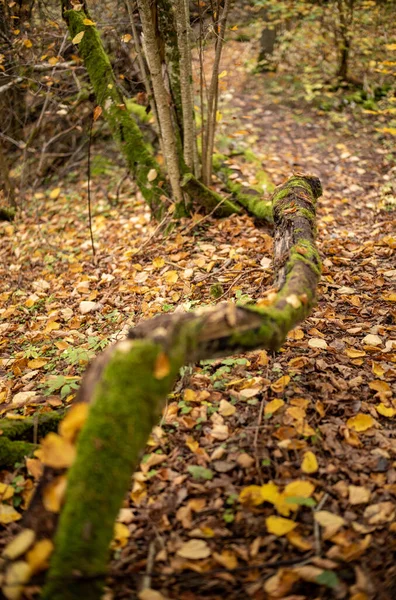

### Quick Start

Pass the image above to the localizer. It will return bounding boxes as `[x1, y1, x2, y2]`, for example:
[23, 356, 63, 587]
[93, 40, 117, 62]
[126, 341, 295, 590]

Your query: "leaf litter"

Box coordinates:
[0, 35, 396, 600]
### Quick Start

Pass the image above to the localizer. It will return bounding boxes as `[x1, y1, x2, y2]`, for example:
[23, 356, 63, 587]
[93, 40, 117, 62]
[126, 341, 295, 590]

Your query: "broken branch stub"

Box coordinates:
[1, 174, 322, 600]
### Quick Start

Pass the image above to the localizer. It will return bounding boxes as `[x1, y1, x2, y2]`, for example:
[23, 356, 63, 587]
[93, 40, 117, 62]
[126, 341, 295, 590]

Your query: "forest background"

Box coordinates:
[0, 1, 395, 599]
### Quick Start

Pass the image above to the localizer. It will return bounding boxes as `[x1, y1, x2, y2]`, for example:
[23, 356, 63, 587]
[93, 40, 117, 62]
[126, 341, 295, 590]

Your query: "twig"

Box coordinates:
[313, 492, 329, 556]
[140, 540, 156, 591]
[87, 111, 96, 260]
[133, 213, 170, 256]
[180, 195, 229, 236]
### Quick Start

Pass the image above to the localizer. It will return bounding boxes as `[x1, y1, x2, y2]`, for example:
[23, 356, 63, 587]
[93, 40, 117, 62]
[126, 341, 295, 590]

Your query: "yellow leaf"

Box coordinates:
[218, 70, 227, 79]
[3, 529, 36, 560]
[372, 362, 385, 377]
[153, 257, 165, 269]
[121, 33, 132, 43]
[219, 399, 236, 416]
[48, 56, 59, 65]
[42, 475, 67, 513]
[385, 43, 396, 51]
[264, 398, 284, 415]
[0, 503, 21, 524]
[294, 420, 316, 436]
[177, 539, 211, 559]
[83, 18, 96, 25]
[184, 388, 197, 401]
[112, 522, 130, 549]
[26, 539, 54, 574]
[72, 31, 85, 45]
[260, 482, 280, 505]
[347, 413, 375, 432]
[287, 530, 313, 551]
[369, 380, 391, 395]
[270, 375, 290, 393]
[382, 292, 396, 302]
[376, 403, 396, 418]
[49, 187, 61, 199]
[213, 549, 237, 569]
[39, 433, 76, 468]
[164, 270, 178, 284]
[239, 485, 265, 507]
[27, 358, 48, 369]
[2, 561, 32, 600]
[314, 510, 345, 537]
[230, 25, 238, 31]
[345, 348, 366, 358]
[266, 515, 297, 536]
[301, 451, 318, 474]
[23, 39, 33, 48]
[0, 482, 14, 500]
[287, 328, 304, 340]
[154, 352, 170, 379]
[378, 127, 396, 135]
[44, 321, 60, 333]
[59, 403, 89, 441]
[284, 480, 315, 499]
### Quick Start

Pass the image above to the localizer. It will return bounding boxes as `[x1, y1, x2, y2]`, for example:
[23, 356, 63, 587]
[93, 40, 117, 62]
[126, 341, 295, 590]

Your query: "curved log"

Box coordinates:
[0, 174, 322, 600]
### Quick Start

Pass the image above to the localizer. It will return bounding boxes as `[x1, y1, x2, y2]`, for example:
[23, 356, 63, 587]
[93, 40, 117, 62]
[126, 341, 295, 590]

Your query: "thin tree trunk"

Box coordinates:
[336, 0, 355, 82]
[202, 0, 232, 186]
[125, 0, 163, 155]
[173, 0, 195, 172]
[3, 175, 322, 600]
[136, 0, 184, 204]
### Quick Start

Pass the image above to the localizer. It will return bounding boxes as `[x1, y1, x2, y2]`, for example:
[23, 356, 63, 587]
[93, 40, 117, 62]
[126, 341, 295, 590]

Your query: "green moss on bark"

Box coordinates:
[42, 338, 191, 600]
[0, 411, 65, 442]
[0, 438, 37, 468]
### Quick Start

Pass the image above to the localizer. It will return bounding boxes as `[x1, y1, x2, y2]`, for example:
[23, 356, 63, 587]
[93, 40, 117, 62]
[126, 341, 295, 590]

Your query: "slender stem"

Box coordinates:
[202, 0, 231, 185]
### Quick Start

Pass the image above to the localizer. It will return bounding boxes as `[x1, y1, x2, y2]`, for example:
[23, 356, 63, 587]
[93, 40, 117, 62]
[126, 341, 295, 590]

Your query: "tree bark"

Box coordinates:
[136, 0, 184, 204]
[0, 175, 322, 600]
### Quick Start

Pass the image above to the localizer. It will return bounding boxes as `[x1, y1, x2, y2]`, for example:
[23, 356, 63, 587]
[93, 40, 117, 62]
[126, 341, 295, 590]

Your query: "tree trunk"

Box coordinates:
[0, 175, 322, 600]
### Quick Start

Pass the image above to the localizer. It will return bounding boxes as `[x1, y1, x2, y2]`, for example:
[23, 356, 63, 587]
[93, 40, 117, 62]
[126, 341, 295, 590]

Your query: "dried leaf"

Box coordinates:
[72, 31, 85, 45]
[176, 539, 211, 559]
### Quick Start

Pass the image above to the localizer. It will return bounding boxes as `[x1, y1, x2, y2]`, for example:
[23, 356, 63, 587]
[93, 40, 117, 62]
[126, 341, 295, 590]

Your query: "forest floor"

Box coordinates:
[1, 38, 396, 600]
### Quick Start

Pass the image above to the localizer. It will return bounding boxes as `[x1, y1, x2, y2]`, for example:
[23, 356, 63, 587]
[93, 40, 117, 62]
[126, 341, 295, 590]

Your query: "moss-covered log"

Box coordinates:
[0, 207, 16, 221]
[213, 156, 273, 222]
[0, 438, 37, 468]
[2, 175, 322, 600]
[181, 172, 242, 217]
[0, 410, 65, 442]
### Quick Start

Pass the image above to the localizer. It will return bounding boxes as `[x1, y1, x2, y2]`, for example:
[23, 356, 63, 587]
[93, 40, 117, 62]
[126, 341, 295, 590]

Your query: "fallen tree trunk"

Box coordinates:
[0, 174, 322, 600]
[0, 411, 65, 467]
